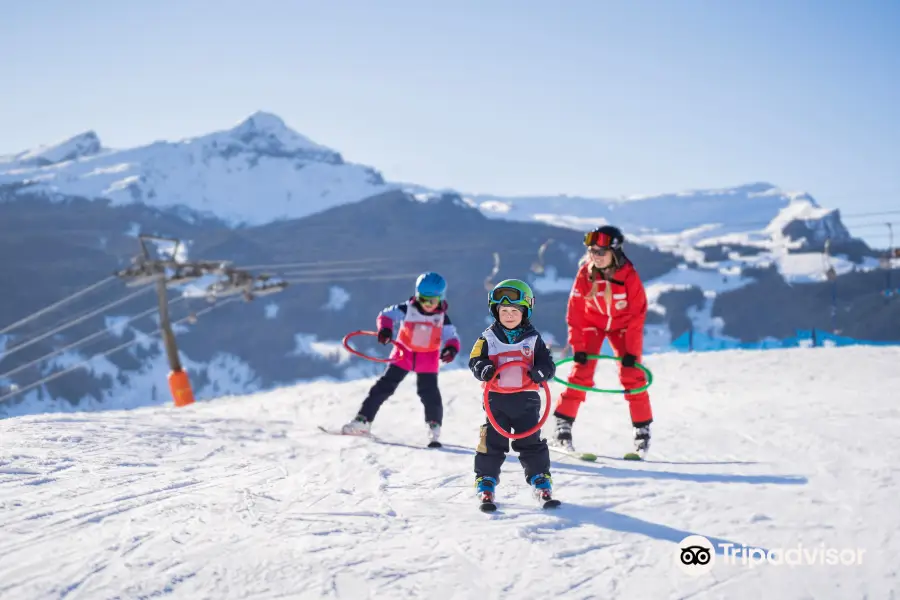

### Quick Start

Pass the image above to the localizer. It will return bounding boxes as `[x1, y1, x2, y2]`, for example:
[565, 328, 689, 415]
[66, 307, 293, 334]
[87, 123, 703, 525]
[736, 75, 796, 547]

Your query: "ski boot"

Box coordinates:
[549, 415, 575, 452]
[340, 414, 371, 436]
[475, 476, 497, 512]
[426, 421, 442, 448]
[625, 424, 650, 460]
[529, 473, 561, 509]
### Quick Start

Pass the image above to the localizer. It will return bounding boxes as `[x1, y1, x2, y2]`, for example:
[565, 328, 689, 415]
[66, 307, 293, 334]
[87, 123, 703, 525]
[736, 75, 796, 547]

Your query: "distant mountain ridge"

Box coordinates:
[0, 112, 854, 249]
[1, 112, 896, 419]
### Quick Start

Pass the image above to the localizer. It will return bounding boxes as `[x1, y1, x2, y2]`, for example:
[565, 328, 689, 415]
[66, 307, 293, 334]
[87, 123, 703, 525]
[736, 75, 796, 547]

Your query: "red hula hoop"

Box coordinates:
[342, 330, 406, 364]
[482, 360, 552, 440]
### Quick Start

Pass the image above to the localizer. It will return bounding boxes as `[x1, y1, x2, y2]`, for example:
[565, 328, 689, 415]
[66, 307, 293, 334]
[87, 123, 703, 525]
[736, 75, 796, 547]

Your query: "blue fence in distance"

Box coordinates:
[670, 329, 900, 352]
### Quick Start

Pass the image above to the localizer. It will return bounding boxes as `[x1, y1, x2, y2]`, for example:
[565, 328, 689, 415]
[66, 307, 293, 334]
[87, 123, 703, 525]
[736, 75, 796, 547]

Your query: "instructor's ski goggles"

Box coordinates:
[584, 231, 613, 247]
[490, 286, 534, 307]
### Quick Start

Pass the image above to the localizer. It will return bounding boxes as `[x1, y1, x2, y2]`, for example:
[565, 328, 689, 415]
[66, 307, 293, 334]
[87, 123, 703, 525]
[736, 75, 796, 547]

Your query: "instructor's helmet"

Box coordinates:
[584, 225, 627, 266]
[415, 272, 447, 300]
[488, 279, 534, 320]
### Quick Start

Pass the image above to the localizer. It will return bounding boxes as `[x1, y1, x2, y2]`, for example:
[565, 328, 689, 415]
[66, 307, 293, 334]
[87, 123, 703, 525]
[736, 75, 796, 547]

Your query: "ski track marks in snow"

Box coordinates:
[1, 346, 899, 599]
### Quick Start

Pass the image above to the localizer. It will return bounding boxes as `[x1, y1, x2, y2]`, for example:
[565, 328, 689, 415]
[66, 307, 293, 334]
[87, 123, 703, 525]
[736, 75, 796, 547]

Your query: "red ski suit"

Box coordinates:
[555, 259, 653, 425]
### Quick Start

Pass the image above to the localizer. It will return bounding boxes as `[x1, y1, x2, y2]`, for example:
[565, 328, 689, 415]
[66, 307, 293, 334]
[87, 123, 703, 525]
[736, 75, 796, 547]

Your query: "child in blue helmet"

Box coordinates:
[468, 279, 559, 509]
[342, 272, 461, 446]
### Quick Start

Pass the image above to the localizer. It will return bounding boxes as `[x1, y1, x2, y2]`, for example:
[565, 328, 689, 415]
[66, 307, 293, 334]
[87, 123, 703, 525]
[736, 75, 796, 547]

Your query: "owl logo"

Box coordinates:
[615, 300, 628, 310]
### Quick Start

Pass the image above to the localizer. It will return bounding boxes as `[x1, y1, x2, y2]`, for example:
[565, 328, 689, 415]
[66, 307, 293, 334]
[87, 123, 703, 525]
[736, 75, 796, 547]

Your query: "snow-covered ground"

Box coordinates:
[1, 345, 897, 599]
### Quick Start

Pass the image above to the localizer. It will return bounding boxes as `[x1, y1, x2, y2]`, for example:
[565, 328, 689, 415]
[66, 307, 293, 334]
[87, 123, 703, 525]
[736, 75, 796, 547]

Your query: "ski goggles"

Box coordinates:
[584, 231, 613, 247]
[490, 286, 534, 306]
[416, 294, 441, 305]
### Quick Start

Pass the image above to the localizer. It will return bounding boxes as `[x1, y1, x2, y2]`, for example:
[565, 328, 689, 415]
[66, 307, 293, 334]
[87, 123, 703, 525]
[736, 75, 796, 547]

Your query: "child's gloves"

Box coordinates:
[529, 367, 551, 383]
[572, 351, 588, 365]
[440, 346, 458, 363]
[473, 360, 496, 382]
[620, 353, 637, 368]
[377, 328, 393, 344]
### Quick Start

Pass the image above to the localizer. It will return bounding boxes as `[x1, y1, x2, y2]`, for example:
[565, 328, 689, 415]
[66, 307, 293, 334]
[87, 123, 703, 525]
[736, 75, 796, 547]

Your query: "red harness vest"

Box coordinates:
[483, 328, 539, 392]
[395, 305, 445, 352]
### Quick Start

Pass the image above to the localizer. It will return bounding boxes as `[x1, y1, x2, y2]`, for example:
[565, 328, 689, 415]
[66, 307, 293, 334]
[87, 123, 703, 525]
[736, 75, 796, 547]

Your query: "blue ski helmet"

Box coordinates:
[415, 272, 447, 299]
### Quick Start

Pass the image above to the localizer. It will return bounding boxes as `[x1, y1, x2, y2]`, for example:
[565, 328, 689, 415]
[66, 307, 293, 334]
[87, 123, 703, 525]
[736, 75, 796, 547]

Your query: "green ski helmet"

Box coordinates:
[488, 279, 535, 320]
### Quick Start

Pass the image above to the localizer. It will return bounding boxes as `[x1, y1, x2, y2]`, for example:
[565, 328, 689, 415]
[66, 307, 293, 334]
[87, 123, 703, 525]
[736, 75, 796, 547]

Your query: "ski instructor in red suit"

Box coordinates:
[551, 225, 653, 458]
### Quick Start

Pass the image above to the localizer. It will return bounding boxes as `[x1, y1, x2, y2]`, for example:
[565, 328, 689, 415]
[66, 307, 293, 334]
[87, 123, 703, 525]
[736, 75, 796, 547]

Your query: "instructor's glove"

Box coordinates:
[529, 366, 551, 384]
[572, 351, 588, 365]
[377, 327, 393, 344]
[621, 353, 637, 368]
[440, 346, 458, 363]
[473, 360, 496, 382]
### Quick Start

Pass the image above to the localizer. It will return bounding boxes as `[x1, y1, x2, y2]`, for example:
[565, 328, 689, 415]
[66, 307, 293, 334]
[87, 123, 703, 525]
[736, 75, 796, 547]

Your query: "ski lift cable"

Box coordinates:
[18, 287, 154, 350]
[0, 296, 238, 405]
[238, 242, 538, 273]
[0, 298, 186, 382]
[6, 282, 189, 354]
[275, 266, 381, 278]
[844, 221, 898, 230]
[239, 241, 491, 271]
[0, 275, 118, 336]
[235, 245, 534, 277]
[241, 210, 900, 276]
[624, 213, 900, 237]
[0, 286, 155, 362]
[281, 272, 427, 285]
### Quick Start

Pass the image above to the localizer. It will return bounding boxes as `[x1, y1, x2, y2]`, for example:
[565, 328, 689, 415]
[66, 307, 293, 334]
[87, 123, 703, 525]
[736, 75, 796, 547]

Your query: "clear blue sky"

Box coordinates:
[2, 0, 898, 246]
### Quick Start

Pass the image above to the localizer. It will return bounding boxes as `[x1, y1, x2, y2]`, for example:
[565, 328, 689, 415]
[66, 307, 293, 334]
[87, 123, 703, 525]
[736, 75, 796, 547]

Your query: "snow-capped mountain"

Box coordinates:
[408, 182, 853, 262]
[463, 183, 847, 240]
[0, 131, 103, 168]
[0, 112, 851, 248]
[0, 112, 391, 226]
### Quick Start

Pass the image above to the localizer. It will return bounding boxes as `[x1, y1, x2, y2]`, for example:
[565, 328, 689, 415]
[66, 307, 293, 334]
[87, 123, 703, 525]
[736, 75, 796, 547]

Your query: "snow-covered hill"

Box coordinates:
[1, 345, 896, 598]
[0, 112, 391, 226]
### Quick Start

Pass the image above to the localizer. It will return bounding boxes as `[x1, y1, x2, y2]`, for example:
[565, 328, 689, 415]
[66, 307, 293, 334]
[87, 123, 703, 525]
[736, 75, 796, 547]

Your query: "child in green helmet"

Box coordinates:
[468, 279, 560, 510]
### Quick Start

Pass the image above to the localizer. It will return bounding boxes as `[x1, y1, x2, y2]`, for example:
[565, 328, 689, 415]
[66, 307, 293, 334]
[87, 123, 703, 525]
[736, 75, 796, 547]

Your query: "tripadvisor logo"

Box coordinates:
[676, 535, 715, 575]
[676, 535, 866, 575]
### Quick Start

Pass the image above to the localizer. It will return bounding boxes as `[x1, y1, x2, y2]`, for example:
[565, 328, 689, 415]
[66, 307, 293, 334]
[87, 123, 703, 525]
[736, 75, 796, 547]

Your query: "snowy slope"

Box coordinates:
[1, 346, 897, 599]
[0, 112, 391, 226]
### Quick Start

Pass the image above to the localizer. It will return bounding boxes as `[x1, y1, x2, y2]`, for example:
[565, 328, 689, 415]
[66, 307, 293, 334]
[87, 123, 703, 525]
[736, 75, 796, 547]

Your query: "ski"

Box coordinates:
[533, 488, 562, 509]
[317, 425, 443, 450]
[549, 445, 597, 462]
[476, 491, 560, 512]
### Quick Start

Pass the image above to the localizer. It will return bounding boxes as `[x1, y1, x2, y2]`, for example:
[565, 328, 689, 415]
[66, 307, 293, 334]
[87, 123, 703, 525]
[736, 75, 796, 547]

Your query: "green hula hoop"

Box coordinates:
[552, 354, 654, 394]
